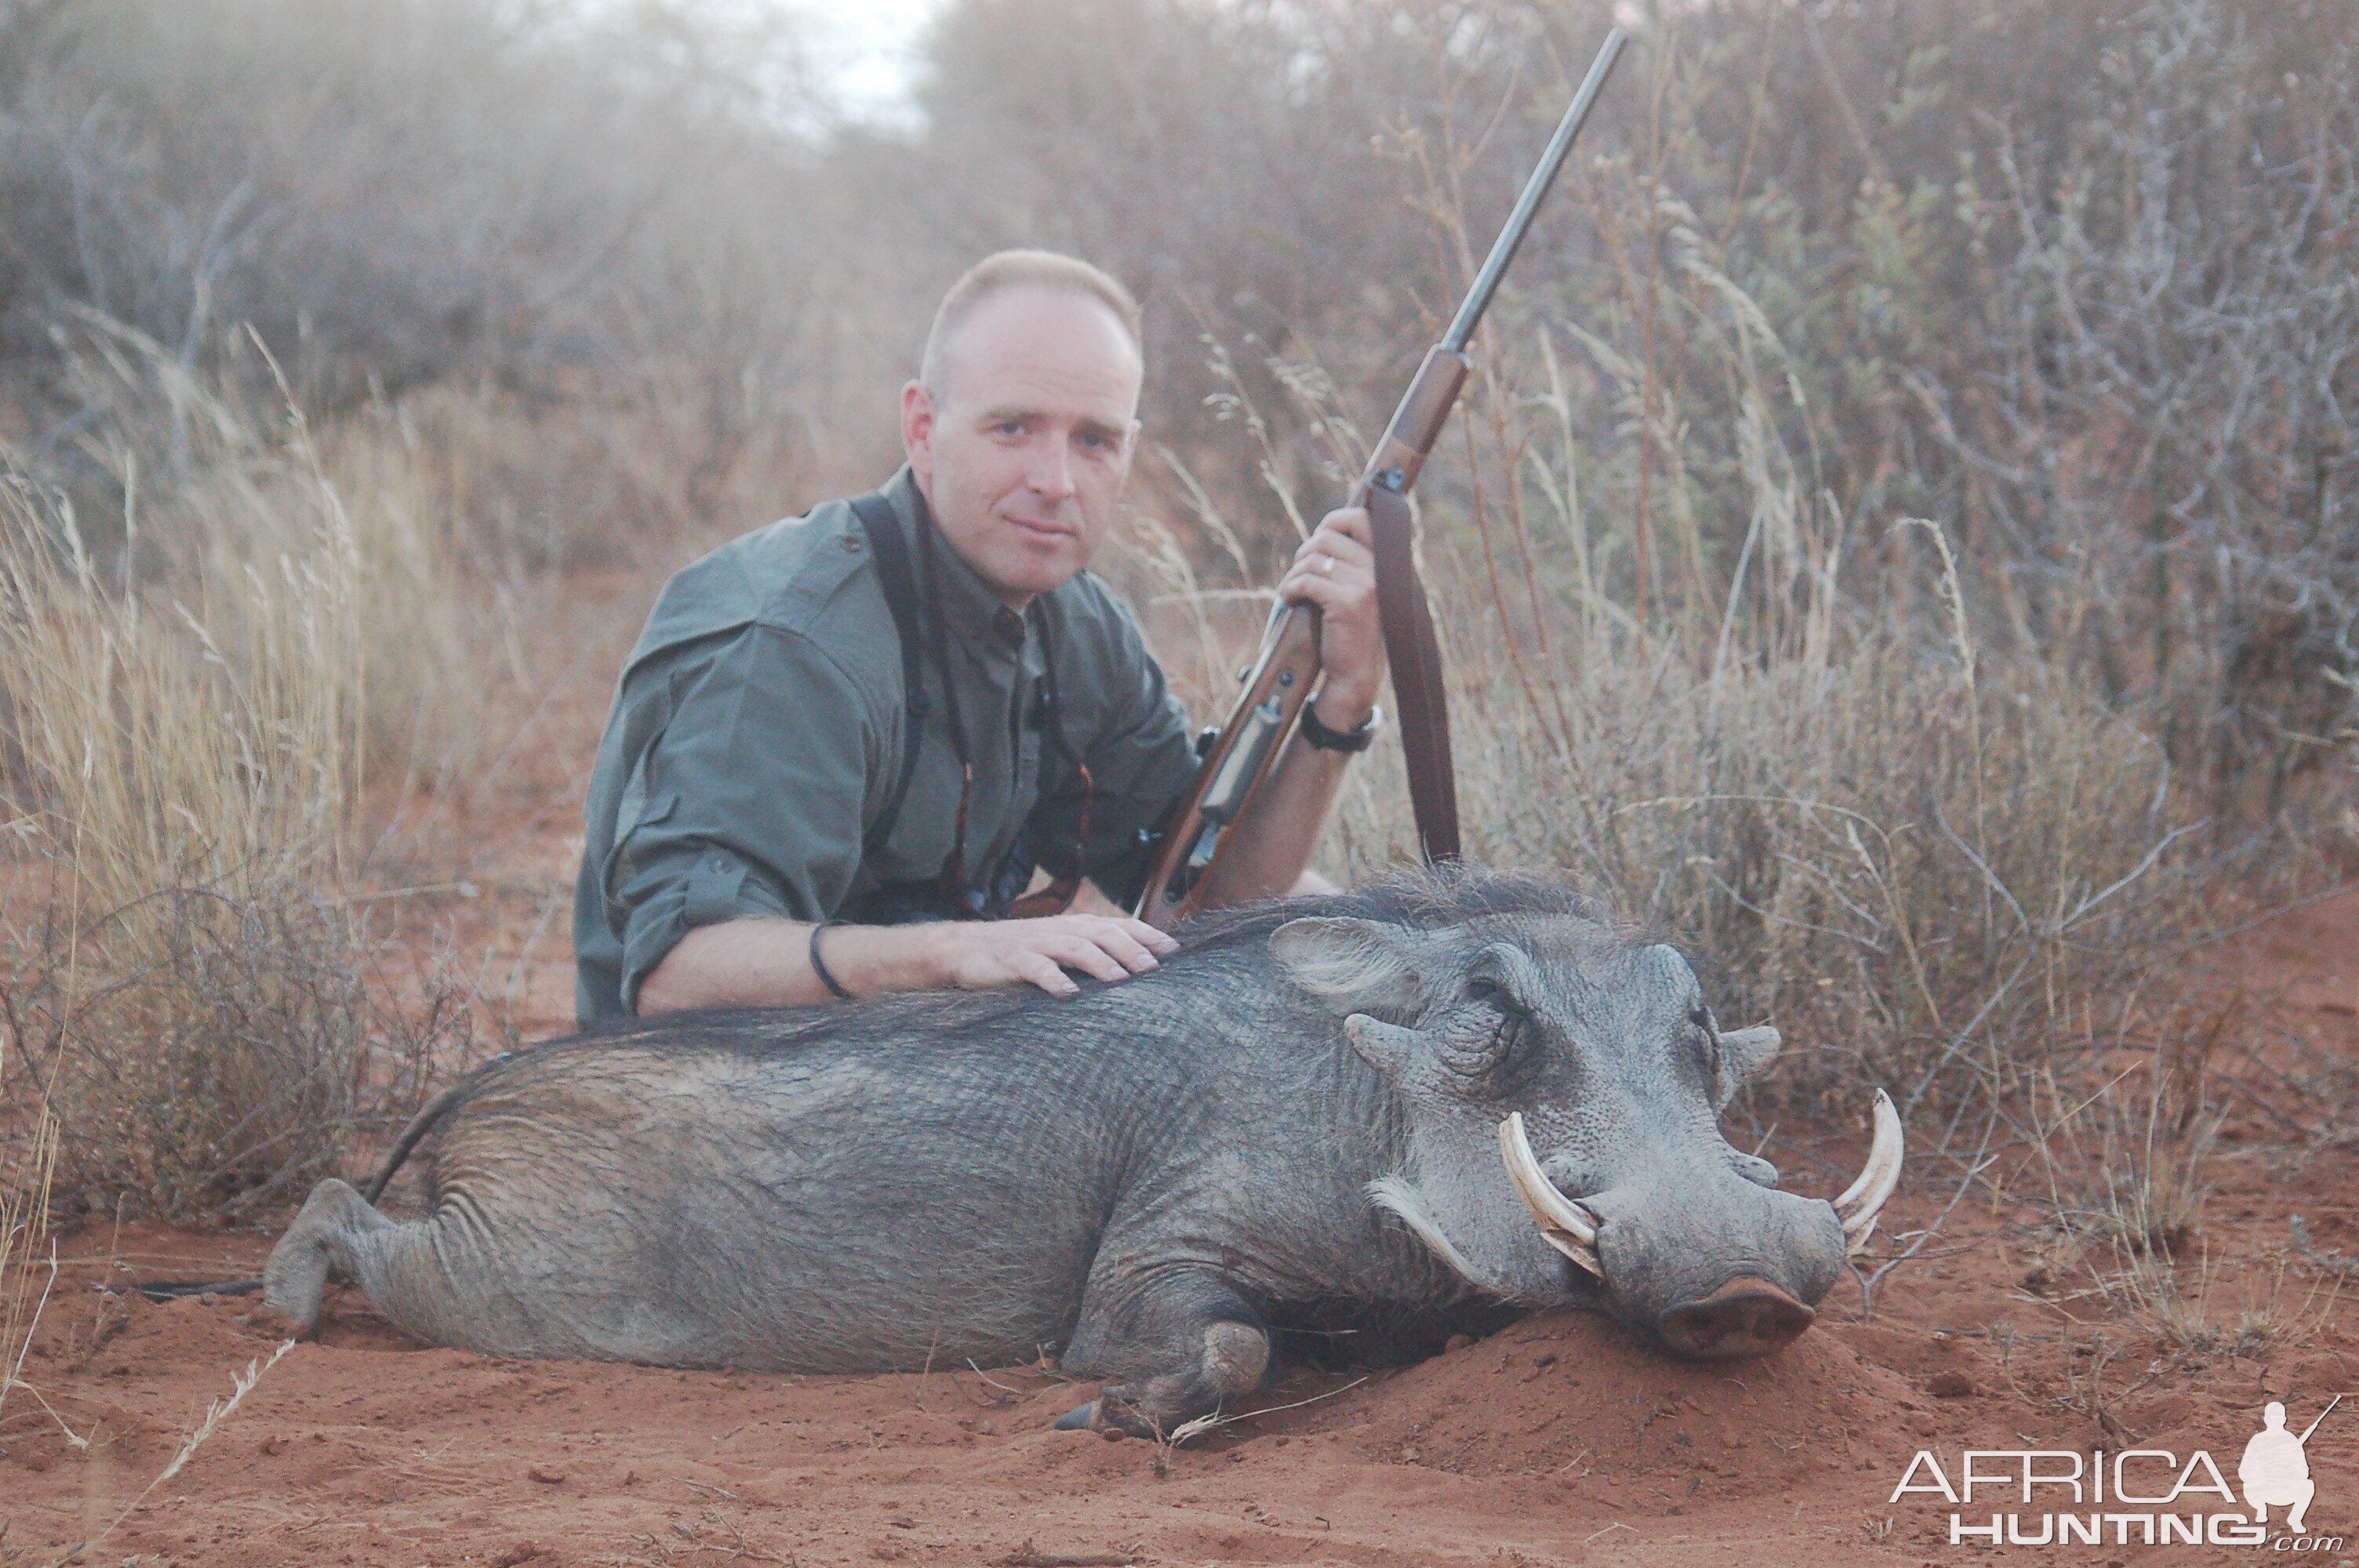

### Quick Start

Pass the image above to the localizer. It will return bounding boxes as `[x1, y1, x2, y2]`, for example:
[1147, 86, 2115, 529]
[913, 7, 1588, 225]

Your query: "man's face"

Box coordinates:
[902, 285, 1142, 607]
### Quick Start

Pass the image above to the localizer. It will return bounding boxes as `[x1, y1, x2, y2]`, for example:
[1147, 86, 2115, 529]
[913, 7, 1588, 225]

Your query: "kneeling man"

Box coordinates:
[575, 250, 1386, 1018]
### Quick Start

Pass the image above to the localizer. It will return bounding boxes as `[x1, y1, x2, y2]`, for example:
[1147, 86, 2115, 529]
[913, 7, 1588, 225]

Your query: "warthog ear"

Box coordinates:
[1714, 1024, 1781, 1109]
[1270, 916, 1422, 1019]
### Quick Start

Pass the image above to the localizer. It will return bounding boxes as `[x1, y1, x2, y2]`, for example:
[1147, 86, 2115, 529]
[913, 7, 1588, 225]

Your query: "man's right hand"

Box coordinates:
[922, 913, 1178, 997]
[637, 912, 1179, 1013]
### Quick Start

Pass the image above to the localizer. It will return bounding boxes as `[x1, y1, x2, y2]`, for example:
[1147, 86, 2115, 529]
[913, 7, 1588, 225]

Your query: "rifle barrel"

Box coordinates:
[1441, 27, 1628, 355]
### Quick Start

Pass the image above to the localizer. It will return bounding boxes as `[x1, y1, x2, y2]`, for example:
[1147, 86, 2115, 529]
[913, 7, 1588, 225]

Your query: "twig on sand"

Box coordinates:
[1848, 1116, 2001, 1320]
[43, 1338, 296, 1566]
[1163, 1374, 1369, 1447]
[1147, 1374, 1370, 1479]
[967, 1358, 1022, 1395]
[998, 1542, 1132, 1568]
[7, 1377, 91, 1450]
[2, 1239, 60, 1424]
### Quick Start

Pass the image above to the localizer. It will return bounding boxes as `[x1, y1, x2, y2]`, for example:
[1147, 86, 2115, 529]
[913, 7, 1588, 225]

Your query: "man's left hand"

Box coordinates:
[1278, 506, 1386, 731]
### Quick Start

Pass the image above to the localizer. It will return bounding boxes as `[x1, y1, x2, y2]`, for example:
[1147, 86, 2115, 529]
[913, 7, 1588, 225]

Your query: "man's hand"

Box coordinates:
[638, 911, 1180, 1012]
[1276, 506, 1387, 730]
[921, 913, 1177, 997]
[1187, 506, 1382, 913]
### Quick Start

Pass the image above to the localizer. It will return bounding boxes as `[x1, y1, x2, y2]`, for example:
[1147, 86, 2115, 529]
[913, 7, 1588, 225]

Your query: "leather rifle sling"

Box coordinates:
[1365, 485, 1460, 864]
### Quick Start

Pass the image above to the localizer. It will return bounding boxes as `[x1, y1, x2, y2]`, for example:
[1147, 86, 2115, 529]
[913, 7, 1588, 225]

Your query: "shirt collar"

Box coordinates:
[883, 465, 1030, 661]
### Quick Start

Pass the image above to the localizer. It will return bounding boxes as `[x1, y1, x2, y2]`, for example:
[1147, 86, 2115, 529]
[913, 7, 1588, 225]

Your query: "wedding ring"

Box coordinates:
[1318, 556, 1334, 575]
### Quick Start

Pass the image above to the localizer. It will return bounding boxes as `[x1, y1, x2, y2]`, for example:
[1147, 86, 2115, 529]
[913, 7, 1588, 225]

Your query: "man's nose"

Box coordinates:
[1026, 434, 1076, 500]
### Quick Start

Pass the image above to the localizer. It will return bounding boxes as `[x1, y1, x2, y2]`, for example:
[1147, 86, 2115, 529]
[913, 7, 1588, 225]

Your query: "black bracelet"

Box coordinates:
[1300, 699, 1383, 753]
[809, 919, 854, 1000]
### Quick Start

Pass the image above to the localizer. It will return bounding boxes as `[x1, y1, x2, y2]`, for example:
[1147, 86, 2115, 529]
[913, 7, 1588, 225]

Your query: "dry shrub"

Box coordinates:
[0, 889, 467, 1221]
[1434, 634, 2195, 1116]
[0, 330, 478, 1220]
[1994, 996, 2332, 1354]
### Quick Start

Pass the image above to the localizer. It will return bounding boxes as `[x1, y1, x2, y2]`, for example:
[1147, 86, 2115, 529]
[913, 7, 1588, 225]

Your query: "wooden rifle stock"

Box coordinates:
[1132, 30, 1628, 929]
[1131, 350, 1468, 928]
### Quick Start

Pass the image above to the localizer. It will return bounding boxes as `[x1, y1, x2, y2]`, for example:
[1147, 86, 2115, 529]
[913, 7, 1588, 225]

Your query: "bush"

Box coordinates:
[0, 332, 475, 1220]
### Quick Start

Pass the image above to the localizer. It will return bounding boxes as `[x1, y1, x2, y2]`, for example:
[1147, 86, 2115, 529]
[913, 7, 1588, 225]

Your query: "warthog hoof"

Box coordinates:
[1052, 1395, 1149, 1438]
[1053, 1319, 1271, 1438]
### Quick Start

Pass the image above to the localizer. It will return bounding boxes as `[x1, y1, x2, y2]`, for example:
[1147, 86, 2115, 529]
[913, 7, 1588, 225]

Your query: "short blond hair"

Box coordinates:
[920, 249, 1143, 398]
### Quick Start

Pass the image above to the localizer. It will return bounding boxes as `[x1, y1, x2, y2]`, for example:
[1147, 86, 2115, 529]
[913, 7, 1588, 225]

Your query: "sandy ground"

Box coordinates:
[4, 583, 2356, 1567]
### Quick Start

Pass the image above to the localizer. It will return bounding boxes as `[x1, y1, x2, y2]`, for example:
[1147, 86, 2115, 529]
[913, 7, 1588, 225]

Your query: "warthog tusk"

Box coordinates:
[1498, 1112, 1604, 1279]
[1830, 1088, 1904, 1254]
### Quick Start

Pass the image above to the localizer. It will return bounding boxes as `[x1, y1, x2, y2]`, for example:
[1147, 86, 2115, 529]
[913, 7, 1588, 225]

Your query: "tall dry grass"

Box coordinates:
[0, 323, 478, 1221]
[1115, 237, 2222, 1122]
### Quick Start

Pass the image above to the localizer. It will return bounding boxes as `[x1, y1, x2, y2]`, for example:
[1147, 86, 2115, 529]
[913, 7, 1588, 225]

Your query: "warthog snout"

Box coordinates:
[1499, 1093, 1905, 1359]
[1654, 1276, 1816, 1359]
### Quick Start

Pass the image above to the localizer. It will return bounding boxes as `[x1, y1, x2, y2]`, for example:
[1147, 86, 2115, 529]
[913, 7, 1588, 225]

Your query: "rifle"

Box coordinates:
[1134, 28, 1629, 929]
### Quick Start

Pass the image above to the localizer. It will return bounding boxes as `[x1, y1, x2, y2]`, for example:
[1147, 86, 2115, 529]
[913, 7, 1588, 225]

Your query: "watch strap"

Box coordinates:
[1300, 700, 1382, 753]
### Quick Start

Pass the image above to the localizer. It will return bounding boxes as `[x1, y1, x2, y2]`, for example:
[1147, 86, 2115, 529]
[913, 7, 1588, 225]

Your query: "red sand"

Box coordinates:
[4, 1218, 2352, 1566]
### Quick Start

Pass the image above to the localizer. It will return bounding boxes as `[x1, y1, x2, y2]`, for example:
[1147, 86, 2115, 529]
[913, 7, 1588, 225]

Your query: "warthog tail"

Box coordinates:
[362, 1083, 471, 1203]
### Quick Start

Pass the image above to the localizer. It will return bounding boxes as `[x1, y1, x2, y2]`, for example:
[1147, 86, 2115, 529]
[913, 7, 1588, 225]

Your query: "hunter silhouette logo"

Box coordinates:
[1886, 1395, 2346, 1548]
[2243, 1396, 2338, 1536]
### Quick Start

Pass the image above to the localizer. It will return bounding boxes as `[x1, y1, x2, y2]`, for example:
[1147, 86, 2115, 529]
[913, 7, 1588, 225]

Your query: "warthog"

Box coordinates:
[265, 870, 1900, 1435]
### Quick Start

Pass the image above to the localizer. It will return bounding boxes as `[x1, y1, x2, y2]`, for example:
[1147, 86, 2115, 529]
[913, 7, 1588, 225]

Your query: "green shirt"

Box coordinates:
[573, 466, 1201, 1020]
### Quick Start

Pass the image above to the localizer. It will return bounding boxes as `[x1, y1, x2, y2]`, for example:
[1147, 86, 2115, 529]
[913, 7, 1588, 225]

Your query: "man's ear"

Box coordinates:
[1270, 917, 1421, 1019]
[1714, 1024, 1782, 1109]
[901, 379, 937, 486]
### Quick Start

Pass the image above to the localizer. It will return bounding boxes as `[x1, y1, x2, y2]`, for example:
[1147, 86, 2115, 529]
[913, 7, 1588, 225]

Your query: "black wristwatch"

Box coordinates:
[1300, 699, 1383, 753]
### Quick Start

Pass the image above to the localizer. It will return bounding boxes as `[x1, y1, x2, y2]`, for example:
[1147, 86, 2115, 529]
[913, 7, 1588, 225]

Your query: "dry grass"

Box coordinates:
[0, 1041, 60, 1435]
[1996, 994, 2340, 1356]
[1118, 256, 2223, 1119]
[0, 326, 482, 1221]
[36, 1336, 296, 1568]
[2094, 1240, 2345, 1360]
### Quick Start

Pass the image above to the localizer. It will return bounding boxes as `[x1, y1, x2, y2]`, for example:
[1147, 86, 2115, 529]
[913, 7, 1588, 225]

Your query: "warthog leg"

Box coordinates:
[263, 1178, 396, 1334]
[1056, 1271, 1273, 1439]
[264, 1178, 542, 1356]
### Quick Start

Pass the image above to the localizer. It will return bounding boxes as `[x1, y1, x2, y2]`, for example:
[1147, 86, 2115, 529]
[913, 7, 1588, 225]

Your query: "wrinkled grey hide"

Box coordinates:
[265, 869, 1851, 1435]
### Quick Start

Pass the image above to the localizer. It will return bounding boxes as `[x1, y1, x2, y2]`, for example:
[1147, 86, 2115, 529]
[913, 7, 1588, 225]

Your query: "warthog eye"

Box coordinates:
[1462, 975, 1528, 1067]
[1690, 1006, 1722, 1086]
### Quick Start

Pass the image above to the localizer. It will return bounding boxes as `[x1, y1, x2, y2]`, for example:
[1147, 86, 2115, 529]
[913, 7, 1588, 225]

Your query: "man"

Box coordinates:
[574, 250, 1387, 1019]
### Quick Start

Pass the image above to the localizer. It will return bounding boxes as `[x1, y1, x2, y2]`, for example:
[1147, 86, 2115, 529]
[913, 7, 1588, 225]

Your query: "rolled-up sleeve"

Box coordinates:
[605, 624, 883, 1010]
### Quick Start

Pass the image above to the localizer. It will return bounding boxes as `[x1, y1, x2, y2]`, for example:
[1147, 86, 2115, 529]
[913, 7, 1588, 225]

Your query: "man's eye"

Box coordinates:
[995, 421, 1026, 438]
